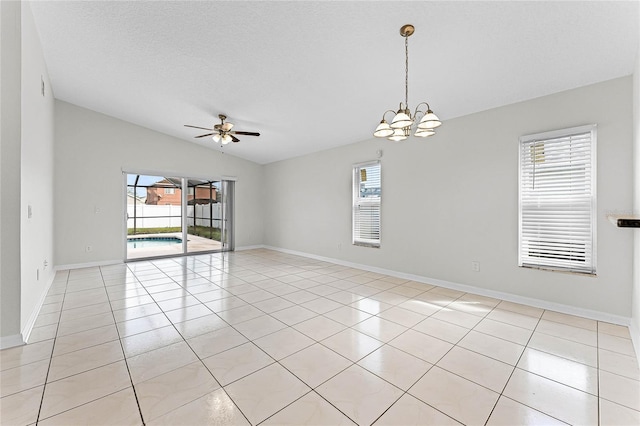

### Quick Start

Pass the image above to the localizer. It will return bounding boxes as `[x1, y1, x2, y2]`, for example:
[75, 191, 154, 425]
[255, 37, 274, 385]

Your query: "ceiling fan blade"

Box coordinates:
[185, 125, 214, 131]
[230, 131, 260, 136]
[231, 135, 240, 143]
[195, 133, 216, 138]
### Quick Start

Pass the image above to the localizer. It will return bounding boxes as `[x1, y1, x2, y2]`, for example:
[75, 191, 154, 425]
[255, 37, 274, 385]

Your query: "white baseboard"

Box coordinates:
[264, 245, 631, 326]
[235, 245, 266, 251]
[630, 321, 640, 367]
[21, 270, 57, 344]
[0, 333, 25, 350]
[55, 259, 123, 271]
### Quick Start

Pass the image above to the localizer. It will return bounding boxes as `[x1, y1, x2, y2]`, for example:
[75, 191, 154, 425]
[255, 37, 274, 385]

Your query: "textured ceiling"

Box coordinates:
[29, 1, 639, 164]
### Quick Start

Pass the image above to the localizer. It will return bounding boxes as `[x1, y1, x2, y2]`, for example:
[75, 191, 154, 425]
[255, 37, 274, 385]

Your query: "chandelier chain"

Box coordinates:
[405, 33, 409, 108]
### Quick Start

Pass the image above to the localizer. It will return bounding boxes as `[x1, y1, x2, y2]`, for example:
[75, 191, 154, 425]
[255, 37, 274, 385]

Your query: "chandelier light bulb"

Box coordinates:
[415, 128, 436, 137]
[418, 109, 442, 129]
[390, 108, 413, 129]
[388, 127, 408, 142]
[374, 120, 394, 138]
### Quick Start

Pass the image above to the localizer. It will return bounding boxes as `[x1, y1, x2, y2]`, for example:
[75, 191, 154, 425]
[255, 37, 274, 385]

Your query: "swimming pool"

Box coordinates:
[127, 237, 182, 249]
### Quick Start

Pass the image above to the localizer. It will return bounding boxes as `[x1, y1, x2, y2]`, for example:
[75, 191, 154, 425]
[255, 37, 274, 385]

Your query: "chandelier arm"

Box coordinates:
[381, 110, 397, 120]
[413, 102, 431, 116]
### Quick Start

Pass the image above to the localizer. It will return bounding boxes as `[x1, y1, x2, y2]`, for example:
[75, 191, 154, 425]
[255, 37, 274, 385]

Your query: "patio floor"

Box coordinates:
[127, 233, 223, 260]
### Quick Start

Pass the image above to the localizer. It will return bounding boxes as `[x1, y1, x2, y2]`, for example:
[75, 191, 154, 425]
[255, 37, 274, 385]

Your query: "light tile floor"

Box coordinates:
[1, 249, 639, 425]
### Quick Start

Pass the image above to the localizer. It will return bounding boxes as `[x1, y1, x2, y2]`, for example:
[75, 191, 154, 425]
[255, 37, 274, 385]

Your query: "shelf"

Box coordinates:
[607, 215, 640, 228]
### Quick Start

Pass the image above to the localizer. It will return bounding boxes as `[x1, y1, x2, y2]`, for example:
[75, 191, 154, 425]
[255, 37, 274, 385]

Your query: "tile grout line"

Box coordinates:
[24, 251, 638, 425]
[394, 291, 495, 426]
[200, 255, 418, 424]
[142, 256, 400, 424]
[255, 389, 353, 426]
[490, 309, 586, 425]
[183, 255, 349, 424]
[278, 289, 468, 426]
[480, 305, 547, 426]
[355, 290, 481, 424]
[182, 255, 299, 424]
[34, 272, 69, 425]
[244, 251, 636, 414]
[133, 259, 254, 425]
[100, 264, 148, 426]
[274, 256, 480, 423]
[200, 255, 604, 424]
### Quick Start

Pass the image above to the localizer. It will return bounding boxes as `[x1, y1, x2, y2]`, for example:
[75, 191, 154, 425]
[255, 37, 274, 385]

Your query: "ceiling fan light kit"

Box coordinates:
[374, 24, 441, 141]
[185, 114, 260, 145]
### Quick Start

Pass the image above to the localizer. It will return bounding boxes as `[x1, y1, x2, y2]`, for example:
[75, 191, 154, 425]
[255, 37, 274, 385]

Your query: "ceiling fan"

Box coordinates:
[184, 114, 260, 145]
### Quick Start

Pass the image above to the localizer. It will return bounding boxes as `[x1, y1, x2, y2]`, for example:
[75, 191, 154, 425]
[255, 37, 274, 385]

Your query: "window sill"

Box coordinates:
[353, 242, 380, 249]
[520, 265, 597, 277]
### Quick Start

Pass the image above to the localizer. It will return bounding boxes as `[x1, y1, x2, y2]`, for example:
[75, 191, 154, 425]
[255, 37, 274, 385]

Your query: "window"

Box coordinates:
[353, 161, 381, 247]
[165, 187, 176, 195]
[518, 124, 596, 274]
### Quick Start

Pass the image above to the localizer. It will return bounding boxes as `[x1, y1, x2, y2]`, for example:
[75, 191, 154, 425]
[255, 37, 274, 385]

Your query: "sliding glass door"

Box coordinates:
[220, 180, 234, 252]
[125, 173, 233, 260]
[126, 175, 184, 260]
[186, 179, 224, 254]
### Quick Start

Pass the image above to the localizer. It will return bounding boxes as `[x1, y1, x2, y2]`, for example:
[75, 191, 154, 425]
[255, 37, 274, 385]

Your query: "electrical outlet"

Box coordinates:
[337, 243, 342, 250]
[86, 245, 93, 252]
[471, 261, 480, 272]
[43, 259, 48, 269]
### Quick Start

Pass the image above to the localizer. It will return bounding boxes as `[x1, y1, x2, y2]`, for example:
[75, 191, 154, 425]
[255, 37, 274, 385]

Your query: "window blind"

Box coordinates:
[518, 125, 596, 274]
[353, 161, 381, 247]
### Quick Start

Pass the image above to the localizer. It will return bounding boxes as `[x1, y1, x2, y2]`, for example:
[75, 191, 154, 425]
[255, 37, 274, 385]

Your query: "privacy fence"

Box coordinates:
[127, 204, 223, 229]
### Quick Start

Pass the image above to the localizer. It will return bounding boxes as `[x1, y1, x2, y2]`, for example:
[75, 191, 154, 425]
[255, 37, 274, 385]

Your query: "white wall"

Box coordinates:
[631, 40, 640, 356]
[265, 77, 634, 319]
[0, 0, 23, 345]
[0, 2, 55, 348]
[20, 1, 55, 337]
[54, 101, 265, 266]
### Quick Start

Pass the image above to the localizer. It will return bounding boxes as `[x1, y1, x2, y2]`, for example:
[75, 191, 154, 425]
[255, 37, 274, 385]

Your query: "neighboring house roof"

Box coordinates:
[126, 193, 146, 204]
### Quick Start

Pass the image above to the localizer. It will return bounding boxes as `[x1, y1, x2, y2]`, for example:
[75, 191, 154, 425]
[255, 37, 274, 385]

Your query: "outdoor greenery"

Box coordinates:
[128, 226, 221, 241]
[128, 227, 180, 235]
[188, 226, 222, 241]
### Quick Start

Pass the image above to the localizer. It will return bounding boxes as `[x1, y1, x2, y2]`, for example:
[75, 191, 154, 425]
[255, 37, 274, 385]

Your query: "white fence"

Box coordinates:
[127, 204, 222, 229]
[189, 204, 222, 228]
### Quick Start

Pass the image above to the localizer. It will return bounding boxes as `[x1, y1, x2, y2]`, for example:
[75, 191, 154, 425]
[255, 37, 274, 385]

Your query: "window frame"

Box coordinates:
[518, 124, 597, 275]
[352, 160, 381, 248]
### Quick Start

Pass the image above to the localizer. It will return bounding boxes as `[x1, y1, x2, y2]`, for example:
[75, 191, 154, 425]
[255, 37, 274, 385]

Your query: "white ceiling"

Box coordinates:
[29, 1, 639, 165]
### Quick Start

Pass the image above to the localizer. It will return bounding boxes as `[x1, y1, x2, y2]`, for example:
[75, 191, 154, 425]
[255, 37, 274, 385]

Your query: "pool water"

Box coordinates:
[127, 237, 182, 249]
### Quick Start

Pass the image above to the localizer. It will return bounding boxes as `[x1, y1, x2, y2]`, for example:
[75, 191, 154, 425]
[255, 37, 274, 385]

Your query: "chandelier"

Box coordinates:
[373, 24, 441, 141]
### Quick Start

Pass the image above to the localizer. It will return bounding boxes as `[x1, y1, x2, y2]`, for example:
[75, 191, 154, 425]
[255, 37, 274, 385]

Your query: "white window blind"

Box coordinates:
[518, 125, 596, 274]
[353, 161, 381, 247]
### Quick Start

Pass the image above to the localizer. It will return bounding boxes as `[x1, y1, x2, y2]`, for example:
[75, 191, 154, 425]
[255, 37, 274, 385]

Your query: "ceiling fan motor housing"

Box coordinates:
[184, 114, 260, 144]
